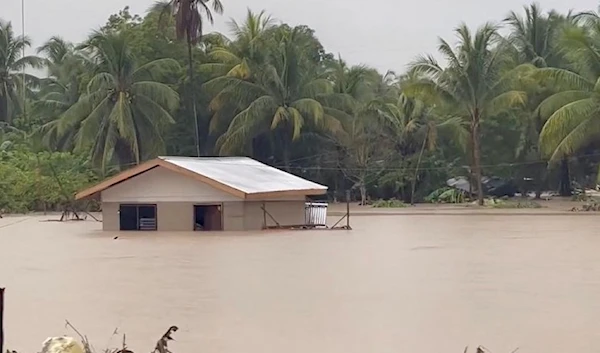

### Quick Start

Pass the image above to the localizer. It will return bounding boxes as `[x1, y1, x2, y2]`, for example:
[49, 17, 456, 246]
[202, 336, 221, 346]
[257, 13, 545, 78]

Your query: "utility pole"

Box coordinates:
[21, 0, 27, 122]
[0, 288, 5, 353]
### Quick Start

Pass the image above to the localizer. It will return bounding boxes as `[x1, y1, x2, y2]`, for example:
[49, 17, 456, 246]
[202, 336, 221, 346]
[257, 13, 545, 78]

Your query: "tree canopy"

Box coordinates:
[4, 2, 600, 211]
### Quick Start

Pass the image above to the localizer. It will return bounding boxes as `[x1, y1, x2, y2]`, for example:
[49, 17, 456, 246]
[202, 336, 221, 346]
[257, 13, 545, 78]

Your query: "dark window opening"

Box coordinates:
[119, 204, 157, 231]
[194, 205, 222, 231]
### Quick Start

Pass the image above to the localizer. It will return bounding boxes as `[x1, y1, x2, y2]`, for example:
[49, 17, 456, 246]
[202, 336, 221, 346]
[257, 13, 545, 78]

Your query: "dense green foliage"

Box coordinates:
[5, 3, 600, 211]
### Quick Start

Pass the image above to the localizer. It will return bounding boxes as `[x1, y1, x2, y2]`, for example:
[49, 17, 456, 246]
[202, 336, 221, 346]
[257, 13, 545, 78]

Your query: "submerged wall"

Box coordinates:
[101, 200, 306, 231]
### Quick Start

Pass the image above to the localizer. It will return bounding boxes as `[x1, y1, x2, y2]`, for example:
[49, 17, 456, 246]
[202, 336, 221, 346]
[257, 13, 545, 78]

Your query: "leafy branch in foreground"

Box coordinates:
[29, 321, 180, 353]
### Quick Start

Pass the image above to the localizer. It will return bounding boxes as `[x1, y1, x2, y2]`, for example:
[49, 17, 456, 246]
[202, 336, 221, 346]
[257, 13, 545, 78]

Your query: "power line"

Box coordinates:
[83, 150, 600, 174]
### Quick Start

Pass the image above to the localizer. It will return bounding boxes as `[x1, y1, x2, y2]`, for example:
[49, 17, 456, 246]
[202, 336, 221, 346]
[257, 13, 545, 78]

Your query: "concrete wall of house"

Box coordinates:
[102, 200, 306, 231]
[243, 201, 306, 230]
[102, 202, 119, 231]
[101, 166, 240, 203]
[157, 202, 194, 231]
[222, 202, 244, 231]
[102, 202, 197, 231]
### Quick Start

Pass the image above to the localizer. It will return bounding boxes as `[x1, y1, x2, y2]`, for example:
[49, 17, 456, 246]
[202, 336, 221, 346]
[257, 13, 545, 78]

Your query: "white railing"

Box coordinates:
[305, 202, 328, 226]
[139, 218, 156, 230]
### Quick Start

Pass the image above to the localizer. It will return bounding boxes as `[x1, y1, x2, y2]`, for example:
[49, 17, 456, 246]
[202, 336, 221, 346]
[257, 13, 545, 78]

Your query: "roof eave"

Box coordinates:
[244, 188, 328, 200]
[74, 159, 163, 201]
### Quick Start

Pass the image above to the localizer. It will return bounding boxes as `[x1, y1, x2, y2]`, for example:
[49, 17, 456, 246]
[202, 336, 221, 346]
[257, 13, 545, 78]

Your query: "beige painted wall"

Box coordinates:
[222, 202, 244, 231]
[101, 167, 240, 203]
[102, 202, 119, 231]
[157, 202, 194, 231]
[243, 201, 306, 230]
[103, 202, 202, 231]
[102, 200, 306, 232]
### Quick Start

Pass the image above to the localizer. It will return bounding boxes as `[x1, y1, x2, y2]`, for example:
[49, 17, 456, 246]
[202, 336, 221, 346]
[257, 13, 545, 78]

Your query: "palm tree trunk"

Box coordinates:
[0, 91, 8, 123]
[534, 162, 544, 199]
[472, 114, 484, 205]
[558, 157, 571, 196]
[279, 131, 291, 171]
[282, 147, 291, 171]
[359, 181, 367, 206]
[411, 134, 428, 205]
[467, 132, 474, 196]
[187, 34, 201, 157]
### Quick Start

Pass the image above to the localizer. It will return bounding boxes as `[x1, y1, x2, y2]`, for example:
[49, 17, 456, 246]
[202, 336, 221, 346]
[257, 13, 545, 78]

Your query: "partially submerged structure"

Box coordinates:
[76, 157, 328, 231]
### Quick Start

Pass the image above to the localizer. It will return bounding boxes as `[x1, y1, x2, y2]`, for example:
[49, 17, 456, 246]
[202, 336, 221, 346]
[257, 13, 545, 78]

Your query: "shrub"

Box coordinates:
[486, 199, 542, 209]
[426, 187, 468, 203]
[0, 148, 98, 213]
[372, 198, 408, 208]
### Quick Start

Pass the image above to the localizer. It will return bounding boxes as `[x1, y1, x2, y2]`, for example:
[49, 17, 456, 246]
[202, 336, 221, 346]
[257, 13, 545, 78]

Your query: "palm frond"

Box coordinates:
[207, 48, 241, 64]
[130, 81, 179, 111]
[487, 90, 527, 116]
[302, 78, 334, 97]
[292, 98, 324, 125]
[133, 58, 181, 81]
[539, 98, 598, 158]
[550, 116, 600, 162]
[73, 95, 113, 150]
[87, 73, 115, 93]
[198, 63, 235, 78]
[288, 107, 304, 140]
[535, 67, 594, 91]
[110, 92, 139, 162]
[218, 95, 277, 153]
[59, 91, 107, 135]
[536, 90, 591, 121]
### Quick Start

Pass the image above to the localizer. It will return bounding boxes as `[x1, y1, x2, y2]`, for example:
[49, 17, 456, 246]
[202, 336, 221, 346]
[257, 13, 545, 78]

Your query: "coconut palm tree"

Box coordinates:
[536, 23, 600, 166]
[205, 27, 341, 167]
[373, 93, 467, 204]
[321, 62, 389, 204]
[199, 9, 274, 81]
[227, 9, 274, 61]
[505, 4, 567, 68]
[0, 20, 42, 123]
[505, 4, 573, 196]
[151, 0, 224, 157]
[407, 23, 527, 205]
[33, 37, 89, 150]
[57, 32, 180, 170]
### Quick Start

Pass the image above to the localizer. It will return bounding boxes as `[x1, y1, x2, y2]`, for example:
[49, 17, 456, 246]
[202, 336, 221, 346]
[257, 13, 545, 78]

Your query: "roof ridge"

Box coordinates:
[159, 156, 252, 160]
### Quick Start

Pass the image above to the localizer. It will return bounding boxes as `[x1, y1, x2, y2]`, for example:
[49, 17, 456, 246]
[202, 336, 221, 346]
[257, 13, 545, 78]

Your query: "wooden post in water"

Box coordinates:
[0, 287, 5, 353]
[262, 201, 267, 229]
[345, 190, 350, 229]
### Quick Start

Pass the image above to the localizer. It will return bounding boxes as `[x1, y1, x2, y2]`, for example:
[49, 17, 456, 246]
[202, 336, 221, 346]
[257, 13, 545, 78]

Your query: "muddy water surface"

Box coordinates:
[1, 214, 600, 352]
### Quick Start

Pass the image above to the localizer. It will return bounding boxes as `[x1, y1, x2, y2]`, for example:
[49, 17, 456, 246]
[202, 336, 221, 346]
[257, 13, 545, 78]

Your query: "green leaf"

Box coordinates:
[536, 90, 592, 121]
[292, 98, 324, 125]
[539, 98, 598, 159]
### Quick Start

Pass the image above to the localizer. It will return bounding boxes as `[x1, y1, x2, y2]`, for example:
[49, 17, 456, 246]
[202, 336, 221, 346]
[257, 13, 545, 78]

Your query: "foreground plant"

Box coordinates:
[38, 321, 179, 353]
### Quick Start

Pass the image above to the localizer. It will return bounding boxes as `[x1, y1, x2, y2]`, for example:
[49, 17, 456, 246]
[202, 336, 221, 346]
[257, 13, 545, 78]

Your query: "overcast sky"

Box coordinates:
[3, 0, 596, 73]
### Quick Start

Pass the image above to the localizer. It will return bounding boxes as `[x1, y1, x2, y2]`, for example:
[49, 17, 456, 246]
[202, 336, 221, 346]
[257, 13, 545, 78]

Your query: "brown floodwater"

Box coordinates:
[1, 214, 600, 353]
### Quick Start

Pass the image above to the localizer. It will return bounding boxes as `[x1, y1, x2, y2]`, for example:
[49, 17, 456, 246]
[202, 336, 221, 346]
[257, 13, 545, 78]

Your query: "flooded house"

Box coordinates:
[75, 156, 327, 231]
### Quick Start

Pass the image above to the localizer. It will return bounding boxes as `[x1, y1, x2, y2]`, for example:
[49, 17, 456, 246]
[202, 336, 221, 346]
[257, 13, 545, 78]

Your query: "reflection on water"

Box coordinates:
[1, 214, 600, 353]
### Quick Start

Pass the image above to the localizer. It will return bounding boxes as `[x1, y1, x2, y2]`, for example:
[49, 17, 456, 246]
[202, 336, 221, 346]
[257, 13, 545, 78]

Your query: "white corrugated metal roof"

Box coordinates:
[159, 156, 327, 195]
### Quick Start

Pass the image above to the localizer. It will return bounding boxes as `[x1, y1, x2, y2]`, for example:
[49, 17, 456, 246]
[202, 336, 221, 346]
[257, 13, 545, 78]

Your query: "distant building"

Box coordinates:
[76, 156, 327, 231]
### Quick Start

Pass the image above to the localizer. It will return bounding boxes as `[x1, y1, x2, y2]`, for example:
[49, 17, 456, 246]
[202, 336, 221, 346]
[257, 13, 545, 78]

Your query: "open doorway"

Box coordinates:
[194, 205, 222, 231]
[119, 204, 157, 231]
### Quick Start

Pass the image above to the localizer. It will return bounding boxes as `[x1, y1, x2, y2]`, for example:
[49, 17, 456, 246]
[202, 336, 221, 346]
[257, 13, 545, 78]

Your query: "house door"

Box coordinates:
[194, 205, 222, 231]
